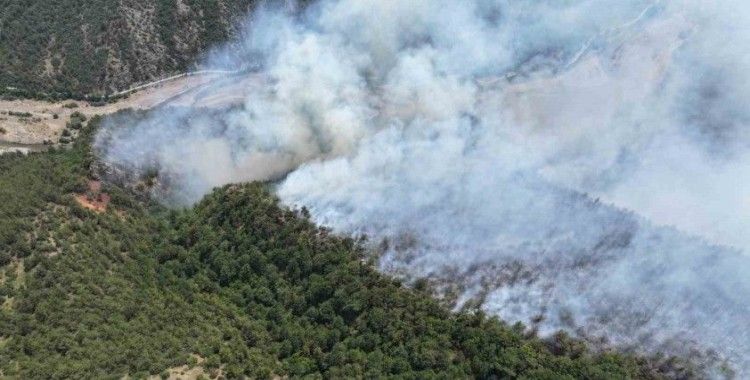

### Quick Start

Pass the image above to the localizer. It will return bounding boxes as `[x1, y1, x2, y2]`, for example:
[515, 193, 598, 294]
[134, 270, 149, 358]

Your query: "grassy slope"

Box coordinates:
[0, 118, 686, 379]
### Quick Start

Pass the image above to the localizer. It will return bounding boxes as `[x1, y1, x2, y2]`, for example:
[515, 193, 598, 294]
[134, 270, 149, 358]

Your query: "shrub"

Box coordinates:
[70, 111, 87, 121]
[8, 111, 33, 118]
[67, 120, 83, 130]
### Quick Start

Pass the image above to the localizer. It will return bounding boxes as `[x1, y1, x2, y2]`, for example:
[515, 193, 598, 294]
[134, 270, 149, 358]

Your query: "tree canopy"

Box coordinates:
[0, 117, 692, 378]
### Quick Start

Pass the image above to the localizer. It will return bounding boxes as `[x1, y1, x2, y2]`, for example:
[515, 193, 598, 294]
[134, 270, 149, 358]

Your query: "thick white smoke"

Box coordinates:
[97, 1, 750, 376]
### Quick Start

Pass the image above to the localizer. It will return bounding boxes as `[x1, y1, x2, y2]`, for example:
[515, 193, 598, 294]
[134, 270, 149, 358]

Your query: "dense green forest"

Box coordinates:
[0, 116, 696, 379]
[0, 0, 274, 99]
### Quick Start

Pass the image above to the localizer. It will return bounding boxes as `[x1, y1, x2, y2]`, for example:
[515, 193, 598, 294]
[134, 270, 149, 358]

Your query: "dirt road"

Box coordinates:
[0, 71, 262, 146]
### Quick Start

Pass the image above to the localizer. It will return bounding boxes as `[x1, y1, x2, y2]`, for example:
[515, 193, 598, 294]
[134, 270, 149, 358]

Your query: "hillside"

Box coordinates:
[0, 116, 693, 379]
[0, 0, 275, 99]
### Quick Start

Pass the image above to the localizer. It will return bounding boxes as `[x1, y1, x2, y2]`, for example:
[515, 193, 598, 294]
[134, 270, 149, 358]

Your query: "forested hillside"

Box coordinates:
[0, 116, 694, 378]
[0, 0, 276, 99]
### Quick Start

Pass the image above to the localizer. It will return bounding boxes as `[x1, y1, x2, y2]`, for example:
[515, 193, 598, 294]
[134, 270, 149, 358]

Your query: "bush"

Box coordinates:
[70, 111, 87, 121]
[67, 120, 83, 130]
[8, 111, 33, 118]
[0, 250, 11, 266]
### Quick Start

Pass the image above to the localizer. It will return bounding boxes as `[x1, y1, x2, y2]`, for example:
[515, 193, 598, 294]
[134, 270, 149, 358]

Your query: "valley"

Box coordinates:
[2, 1, 749, 378]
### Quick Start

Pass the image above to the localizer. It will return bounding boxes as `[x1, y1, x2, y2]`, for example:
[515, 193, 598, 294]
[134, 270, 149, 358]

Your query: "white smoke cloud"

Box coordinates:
[97, 0, 750, 376]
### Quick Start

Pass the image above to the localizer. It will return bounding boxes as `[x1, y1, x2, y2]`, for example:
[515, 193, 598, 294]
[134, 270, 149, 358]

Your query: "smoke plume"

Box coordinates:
[96, 1, 750, 376]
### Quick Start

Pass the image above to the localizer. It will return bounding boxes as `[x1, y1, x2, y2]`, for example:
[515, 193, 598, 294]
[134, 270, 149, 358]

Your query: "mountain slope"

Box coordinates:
[0, 116, 690, 379]
[0, 0, 270, 98]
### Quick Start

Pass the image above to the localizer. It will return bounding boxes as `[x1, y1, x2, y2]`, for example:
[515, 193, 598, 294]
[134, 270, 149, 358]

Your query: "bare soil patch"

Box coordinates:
[75, 180, 110, 213]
